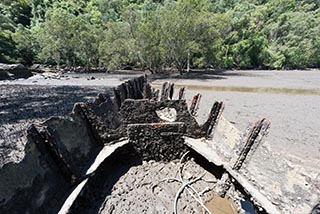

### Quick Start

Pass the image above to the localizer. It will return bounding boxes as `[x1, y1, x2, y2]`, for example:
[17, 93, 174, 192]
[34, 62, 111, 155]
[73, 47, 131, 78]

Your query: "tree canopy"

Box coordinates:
[0, 0, 319, 71]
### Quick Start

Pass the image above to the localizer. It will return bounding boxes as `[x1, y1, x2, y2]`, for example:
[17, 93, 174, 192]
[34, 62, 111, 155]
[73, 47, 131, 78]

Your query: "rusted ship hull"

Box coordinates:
[0, 76, 318, 214]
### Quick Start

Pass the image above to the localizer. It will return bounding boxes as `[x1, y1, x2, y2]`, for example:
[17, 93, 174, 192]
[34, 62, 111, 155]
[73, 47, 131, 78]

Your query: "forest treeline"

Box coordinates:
[1, 0, 319, 72]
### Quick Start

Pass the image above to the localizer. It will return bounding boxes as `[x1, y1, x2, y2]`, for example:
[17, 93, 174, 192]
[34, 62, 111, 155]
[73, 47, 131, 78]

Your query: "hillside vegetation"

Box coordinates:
[1, 0, 319, 72]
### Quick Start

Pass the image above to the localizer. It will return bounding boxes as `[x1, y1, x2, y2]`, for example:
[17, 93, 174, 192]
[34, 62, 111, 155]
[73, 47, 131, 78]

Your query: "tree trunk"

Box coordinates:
[187, 50, 190, 73]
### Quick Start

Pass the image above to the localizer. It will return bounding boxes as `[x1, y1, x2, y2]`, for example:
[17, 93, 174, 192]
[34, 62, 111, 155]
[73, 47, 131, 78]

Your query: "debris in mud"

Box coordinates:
[99, 159, 240, 214]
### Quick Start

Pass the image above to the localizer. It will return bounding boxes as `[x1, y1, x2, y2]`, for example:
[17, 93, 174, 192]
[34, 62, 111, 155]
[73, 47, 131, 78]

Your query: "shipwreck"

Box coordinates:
[0, 76, 319, 214]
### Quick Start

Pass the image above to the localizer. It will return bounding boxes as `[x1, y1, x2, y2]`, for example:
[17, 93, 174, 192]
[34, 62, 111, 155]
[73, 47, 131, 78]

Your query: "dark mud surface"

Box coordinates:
[99, 159, 240, 214]
[0, 84, 111, 166]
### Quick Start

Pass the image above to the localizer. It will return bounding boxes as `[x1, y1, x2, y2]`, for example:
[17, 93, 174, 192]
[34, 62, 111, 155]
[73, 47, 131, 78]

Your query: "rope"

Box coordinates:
[152, 153, 213, 214]
[173, 172, 210, 214]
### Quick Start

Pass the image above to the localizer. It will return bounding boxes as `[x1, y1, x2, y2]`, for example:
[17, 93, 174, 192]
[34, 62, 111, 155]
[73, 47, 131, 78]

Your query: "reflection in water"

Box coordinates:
[152, 84, 320, 95]
[240, 200, 256, 214]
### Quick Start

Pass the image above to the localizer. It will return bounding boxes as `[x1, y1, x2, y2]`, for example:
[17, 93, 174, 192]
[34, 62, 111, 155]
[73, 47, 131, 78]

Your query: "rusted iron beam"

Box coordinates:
[73, 103, 123, 145]
[160, 82, 170, 101]
[233, 118, 271, 170]
[189, 93, 202, 116]
[126, 80, 135, 99]
[113, 88, 121, 110]
[143, 83, 152, 99]
[169, 83, 175, 100]
[153, 89, 160, 101]
[73, 103, 101, 145]
[113, 76, 147, 109]
[178, 87, 186, 100]
[27, 125, 77, 184]
[202, 101, 224, 137]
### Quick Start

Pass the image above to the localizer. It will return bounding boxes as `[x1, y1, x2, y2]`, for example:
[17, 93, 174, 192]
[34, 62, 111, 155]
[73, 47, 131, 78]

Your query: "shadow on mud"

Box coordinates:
[69, 143, 142, 213]
[0, 85, 112, 125]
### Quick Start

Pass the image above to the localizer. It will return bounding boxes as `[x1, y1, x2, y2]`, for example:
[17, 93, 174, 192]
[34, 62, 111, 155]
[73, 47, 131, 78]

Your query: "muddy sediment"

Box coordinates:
[0, 85, 110, 166]
[99, 158, 240, 214]
[0, 70, 319, 213]
[152, 70, 320, 163]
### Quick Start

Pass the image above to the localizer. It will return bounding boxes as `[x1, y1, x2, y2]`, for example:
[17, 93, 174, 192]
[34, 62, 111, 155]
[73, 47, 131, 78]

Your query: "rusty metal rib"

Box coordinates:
[28, 125, 77, 184]
[233, 118, 271, 170]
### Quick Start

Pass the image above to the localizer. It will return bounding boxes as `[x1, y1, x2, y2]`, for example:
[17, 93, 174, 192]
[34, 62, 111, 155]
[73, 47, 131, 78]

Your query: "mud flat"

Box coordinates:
[152, 69, 320, 213]
[0, 85, 109, 166]
[0, 70, 319, 213]
[0, 72, 145, 166]
[152, 70, 320, 165]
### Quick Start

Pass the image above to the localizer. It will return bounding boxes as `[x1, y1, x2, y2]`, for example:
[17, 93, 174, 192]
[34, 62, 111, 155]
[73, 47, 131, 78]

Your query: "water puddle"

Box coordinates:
[152, 83, 320, 95]
[205, 194, 237, 214]
[240, 200, 257, 214]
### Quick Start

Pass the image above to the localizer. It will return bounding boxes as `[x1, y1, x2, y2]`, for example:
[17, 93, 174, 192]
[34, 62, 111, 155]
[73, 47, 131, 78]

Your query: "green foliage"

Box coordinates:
[0, 14, 16, 63]
[157, 0, 214, 70]
[99, 22, 136, 70]
[0, 1, 32, 62]
[12, 24, 35, 65]
[33, 2, 103, 66]
[266, 8, 320, 68]
[35, 6, 78, 65]
[225, 3, 269, 68]
[0, 0, 319, 70]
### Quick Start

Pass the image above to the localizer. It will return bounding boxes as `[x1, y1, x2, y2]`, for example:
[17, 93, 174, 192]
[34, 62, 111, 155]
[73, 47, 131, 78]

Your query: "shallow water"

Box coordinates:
[240, 200, 256, 214]
[205, 194, 237, 214]
[152, 83, 320, 95]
